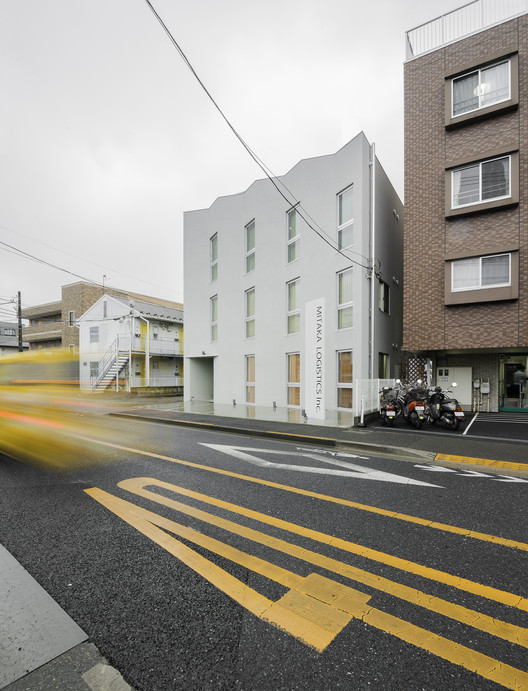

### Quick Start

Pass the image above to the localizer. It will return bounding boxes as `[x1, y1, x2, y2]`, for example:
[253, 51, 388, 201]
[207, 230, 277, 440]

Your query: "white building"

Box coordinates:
[77, 294, 183, 393]
[183, 133, 403, 418]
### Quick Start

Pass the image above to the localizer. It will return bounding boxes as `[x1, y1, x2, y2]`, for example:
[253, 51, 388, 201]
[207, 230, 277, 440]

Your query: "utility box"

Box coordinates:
[436, 367, 472, 408]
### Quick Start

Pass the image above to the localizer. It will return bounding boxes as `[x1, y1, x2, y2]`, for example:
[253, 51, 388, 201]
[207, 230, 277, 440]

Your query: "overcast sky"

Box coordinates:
[0, 0, 465, 318]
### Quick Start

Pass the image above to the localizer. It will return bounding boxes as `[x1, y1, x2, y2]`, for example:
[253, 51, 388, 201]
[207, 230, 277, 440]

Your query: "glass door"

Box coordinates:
[500, 355, 528, 411]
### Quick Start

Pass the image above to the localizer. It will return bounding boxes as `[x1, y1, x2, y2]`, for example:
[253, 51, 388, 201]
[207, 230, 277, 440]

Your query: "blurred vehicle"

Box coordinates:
[0, 348, 115, 470]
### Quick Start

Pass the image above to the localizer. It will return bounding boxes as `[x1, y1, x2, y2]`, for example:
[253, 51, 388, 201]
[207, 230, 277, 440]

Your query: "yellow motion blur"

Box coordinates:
[0, 349, 119, 471]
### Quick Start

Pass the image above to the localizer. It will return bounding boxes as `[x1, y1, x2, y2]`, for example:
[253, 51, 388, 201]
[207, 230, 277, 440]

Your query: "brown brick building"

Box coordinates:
[404, 3, 528, 411]
[22, 282, 183, 351]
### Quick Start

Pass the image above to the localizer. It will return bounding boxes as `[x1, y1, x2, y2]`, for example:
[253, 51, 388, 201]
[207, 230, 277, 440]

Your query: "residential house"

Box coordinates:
[0, 321, 28, 355]
[404, 1, 528, 411]
[77, 294, 183, 394]
[183, 132, 403, 419]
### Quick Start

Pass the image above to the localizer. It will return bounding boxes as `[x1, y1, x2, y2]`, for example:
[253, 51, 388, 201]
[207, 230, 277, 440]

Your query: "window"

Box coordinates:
[287, 279, 300, 334]
[210, 295, 218, 341]
[337, 186, 353, 249]
[245, 220, 255, 273]
[246, 355, 255, 404]
[452, 59, 510, 117]
[89, 326, 99, 344]
[378, 352, 389, 379]
[4, 328, 15, 336]
[337, 268, 353, 329]
[287, 352, 301, 407]
[452, 155, 510, 208]
[379, 280, 390, 314]
[287, 208, 300, 262]
[210, 234, 218, 281]
[245, 288, 255, 338]
[337, 351, 353, 409]
[68, 311, 74, 326]
[89, 361, 99, 379]
[451, 253, 511, 292]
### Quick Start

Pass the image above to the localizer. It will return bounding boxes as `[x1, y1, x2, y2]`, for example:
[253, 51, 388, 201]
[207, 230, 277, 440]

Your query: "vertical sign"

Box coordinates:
[305, 298, 325, 419]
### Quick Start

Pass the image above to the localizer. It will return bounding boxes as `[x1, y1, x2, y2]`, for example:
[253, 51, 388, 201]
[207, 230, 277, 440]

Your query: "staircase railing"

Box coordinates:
[91, 335, 130, 391]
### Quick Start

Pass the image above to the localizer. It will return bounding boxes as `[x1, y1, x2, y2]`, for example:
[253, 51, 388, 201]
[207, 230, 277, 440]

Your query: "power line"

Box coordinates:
[143, 0, 370, 271]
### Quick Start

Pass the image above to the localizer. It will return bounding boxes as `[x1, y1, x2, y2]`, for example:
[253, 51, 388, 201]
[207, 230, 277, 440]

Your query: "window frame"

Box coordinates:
[245, 220, 255, 273]
[336, 350, 353, 410]
[444, 250, 519, 305]
[89, 326, 99, 344]
[451, 155, 511, 210]
[378, 279, 390, 314]
[210, 295, 218, 342]
[451, 59, 511, 118]
[445, 52, 518, 129]
[337, 268, 353, 330]
[287, 352, 301, 408]
[286, 278, 300, 335]
[451, 253, 511, 293]
[245, 354, 255, 404]
[337, 185, 353, 250]
[287, 207, 300, 263]
[210, 233, 218, 282]
[245, 287, 255, 339]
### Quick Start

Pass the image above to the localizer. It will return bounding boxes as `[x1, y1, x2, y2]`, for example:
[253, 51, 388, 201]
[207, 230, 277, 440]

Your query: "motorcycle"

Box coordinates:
[402, 380, 428, 429]
[426, 383, 465, 430]
[378, 384, 401, 426]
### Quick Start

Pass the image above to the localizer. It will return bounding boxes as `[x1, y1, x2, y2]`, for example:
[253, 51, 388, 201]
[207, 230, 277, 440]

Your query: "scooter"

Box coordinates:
[427, 383, 465, 430]
[379, 385, 401, 425]
[402, 380, 428, 429]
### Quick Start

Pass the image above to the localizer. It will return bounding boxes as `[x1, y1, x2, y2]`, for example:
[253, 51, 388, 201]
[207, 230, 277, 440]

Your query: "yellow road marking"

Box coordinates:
[80, 436, 528, 553]
[85, 486, 528, 689]
[119, 477, 528, 630]
[436, 453, 528, 473]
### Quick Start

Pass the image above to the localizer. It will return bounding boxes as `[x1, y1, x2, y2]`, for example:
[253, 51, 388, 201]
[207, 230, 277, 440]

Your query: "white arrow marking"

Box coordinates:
[457, 470, 492, 478]
[201, 444, 442, 487]
[494, 475, 528, 483]
[414, 465, 458, 473]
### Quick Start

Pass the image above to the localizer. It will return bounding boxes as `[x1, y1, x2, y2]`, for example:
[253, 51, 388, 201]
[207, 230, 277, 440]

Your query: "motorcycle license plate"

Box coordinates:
[454, 412, 464, 417]
[416, 406, 425, 412]
[387, 411, 396, 417]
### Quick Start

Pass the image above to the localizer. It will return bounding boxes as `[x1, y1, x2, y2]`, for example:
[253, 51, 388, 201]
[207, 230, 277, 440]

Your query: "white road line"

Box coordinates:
[463, 412, 479, 435]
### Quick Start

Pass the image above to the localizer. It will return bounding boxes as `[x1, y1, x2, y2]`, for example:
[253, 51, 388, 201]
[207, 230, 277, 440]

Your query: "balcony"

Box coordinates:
[406, 0, 528, 60]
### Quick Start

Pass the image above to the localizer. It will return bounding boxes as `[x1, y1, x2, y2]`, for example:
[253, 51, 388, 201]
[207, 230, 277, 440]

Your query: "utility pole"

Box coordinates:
[17, 291, 23, 352]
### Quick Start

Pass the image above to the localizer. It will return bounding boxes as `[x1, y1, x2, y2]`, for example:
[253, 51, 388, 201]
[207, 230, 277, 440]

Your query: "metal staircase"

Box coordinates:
[91, 338, 130, 392]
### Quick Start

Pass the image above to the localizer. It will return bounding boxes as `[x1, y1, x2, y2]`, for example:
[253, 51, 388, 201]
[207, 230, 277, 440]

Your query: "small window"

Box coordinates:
[287, 208, 300, 263]
[378, 352, 389, 379]
[452, 156, 510, 209]
[245, 287, 255, 338]
[378, 280, 390, 314]
[287, 279, 300, 334]
[4, 328, 15, 336]
[89, 326, 99, 344]
[337, 186, 353, 249]
[210, 295, 218, 342]
[89, 361, 99, 379]
[452, 60, 510, 117]
[245, 220, 255, 273]
[68, 310, 74, 326]
[337, 268, 353, 329]
[210, 233, 218, 282]
[451, 253, 511, 292]
[287, 352, 301, 407]
[337, 350, 353, 409]
[246, 355, 255, 404]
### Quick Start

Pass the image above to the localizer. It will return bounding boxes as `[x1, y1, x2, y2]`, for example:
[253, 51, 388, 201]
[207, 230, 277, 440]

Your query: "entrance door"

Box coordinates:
[500, 356, 528, 411]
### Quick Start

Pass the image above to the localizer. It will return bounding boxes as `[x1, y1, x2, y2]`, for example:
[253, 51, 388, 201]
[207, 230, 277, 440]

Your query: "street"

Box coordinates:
[1, 416, 527, 690]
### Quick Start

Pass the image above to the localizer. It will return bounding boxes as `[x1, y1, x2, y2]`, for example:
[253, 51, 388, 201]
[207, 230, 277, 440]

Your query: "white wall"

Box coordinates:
[184, 134, 403, 415]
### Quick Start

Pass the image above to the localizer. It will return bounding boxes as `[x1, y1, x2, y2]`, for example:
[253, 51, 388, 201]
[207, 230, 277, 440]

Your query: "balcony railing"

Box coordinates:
[406, 0, 528, 60]
[130, 375, 183, 388]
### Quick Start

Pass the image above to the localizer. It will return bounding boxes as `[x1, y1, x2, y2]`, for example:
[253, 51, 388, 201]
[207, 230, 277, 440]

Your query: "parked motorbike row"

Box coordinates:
[379, 380, 465, 430]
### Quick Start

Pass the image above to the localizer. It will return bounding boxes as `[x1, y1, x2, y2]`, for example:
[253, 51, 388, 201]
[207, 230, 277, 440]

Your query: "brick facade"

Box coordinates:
[404, 14, 528, 411]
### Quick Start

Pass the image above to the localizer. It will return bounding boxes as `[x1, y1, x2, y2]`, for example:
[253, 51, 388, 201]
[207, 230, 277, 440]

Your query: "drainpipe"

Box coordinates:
[134, 312, 150, 387]
[369, 142, 376, 379]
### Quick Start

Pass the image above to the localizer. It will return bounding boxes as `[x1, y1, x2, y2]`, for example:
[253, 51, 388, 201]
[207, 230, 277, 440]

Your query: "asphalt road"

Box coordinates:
[1, 417, 527, 690]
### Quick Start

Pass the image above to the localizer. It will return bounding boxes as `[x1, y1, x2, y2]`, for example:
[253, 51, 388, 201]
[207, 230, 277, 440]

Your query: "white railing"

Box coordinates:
[354, 379, 396, 417]
[406, 0, 528, 60]
[131, 335, 182, 356]
[130, 375, 183, 389]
